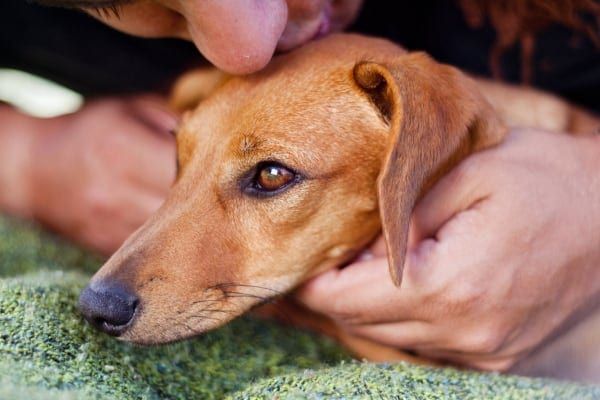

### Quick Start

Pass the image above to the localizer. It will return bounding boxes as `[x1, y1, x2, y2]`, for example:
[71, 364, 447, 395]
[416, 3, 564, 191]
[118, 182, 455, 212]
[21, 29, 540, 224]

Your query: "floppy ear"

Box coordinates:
[169, 68, 230, 113]
[353, 53, 506, 287]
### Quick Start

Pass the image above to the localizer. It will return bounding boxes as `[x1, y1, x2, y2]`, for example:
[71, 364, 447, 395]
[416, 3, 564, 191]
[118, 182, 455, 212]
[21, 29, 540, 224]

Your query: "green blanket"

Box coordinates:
[1, 215, 598, 399]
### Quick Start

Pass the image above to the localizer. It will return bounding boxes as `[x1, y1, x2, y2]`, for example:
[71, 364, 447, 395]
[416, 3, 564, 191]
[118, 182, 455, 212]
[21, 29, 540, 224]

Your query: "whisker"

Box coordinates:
[213, 283, 285, 296]
[190, 299, 221, 306]
[219, 289, 296, 325]
[221, 291, 270, 301]
[187, 315, 221, 322]
[196, 308, 234, 315]
[171, 282, 299, 330]
[221, 283, 310, 325]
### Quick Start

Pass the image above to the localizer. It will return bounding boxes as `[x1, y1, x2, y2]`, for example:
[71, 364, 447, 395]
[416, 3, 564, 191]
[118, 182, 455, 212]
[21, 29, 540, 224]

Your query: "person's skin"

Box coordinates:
[1, 0, 599, 371]
[35, 0, 364, 74]
[295, 128, 600, 370]
[0, 97, 177, 254]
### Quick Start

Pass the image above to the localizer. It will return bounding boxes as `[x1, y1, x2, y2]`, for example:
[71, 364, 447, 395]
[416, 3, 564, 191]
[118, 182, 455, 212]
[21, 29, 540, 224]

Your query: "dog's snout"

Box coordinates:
[78, 281, 138, 336]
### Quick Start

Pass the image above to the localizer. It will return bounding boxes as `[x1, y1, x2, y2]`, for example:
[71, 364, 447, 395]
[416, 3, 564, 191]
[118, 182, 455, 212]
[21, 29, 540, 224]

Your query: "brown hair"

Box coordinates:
[458, 0, 600, 83]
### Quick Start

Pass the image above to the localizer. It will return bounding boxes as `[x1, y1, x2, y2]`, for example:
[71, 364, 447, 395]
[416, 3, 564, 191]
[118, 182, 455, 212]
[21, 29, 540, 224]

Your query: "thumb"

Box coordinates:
[413, 156, 491, 241]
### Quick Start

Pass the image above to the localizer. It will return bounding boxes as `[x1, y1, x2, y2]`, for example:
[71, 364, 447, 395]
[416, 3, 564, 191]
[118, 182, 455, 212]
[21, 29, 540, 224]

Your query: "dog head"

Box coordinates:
[79, 34, 505, 344]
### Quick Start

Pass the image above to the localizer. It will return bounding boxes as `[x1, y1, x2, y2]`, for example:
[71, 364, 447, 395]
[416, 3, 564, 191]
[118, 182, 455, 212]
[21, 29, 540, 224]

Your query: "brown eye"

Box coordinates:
[243, 162, 300, 197]
[257, 164, 295, 191]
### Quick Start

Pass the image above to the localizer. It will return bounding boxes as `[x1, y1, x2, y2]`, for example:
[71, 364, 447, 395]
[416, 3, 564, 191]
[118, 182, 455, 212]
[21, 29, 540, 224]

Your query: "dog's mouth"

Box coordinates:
[94, 317, 135, 337]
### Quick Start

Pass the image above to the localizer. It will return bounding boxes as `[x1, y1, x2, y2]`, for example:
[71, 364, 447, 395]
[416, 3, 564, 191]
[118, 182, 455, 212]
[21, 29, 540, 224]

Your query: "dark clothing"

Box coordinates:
[0, 0, 199, 96]
[1, 0, 598, 111]
[353, 2, 600, 112]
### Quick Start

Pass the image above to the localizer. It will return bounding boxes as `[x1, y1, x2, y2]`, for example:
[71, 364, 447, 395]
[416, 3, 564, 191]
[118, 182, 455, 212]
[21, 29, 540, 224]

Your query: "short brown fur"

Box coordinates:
[86, 34, 599, 377]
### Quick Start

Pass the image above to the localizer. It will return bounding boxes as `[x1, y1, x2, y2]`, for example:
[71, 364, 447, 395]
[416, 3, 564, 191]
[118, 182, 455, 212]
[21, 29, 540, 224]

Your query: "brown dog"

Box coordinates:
[79, 34, 600, 380]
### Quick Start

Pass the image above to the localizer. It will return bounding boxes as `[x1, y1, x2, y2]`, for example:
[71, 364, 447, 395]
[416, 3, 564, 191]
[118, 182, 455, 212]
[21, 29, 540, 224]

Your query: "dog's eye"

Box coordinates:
[244, 162, 299, 196]
[257, 164, 295, 191]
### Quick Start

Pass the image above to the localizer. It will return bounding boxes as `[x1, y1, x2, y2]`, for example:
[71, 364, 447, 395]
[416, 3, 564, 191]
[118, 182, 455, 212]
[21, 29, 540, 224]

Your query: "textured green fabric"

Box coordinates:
[234, 363, 600, 400]
[1, 215, 599, 399]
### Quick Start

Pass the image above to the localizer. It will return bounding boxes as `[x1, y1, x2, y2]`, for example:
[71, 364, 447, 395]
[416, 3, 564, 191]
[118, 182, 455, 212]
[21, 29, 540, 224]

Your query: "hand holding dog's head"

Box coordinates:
[79, 34, 504, 343]
[353, 54, 504, 286]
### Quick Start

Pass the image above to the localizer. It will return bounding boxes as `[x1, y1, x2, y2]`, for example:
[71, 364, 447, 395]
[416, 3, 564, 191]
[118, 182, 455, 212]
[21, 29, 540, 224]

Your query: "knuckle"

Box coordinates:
[472, 357, 516, 372]
[456, 285, 483, 306]
[328, 306, 367, 326]
[320, 300, 371, 326]
[296, 279, 329, 305]
[460, 327, 505, 354]
[471, 335, 503, 354]
[439, 281, 485, 313]
[84, 186, 116, 216]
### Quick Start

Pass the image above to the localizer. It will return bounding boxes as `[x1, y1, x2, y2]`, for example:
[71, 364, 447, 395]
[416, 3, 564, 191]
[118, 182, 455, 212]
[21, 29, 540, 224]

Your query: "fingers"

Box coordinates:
[81, 183, 165, 254]
[355, 235, 386, 261]
[295, 257, 424, 326]
[119, 97, 178, 194]
[361, 216, 421, 259]
[412, 155, 491, 241]
[348, 321, 437, 349]
[414, 348, 517, 372]
[127, 95, 178, 138]
[127, 133, 176, 196]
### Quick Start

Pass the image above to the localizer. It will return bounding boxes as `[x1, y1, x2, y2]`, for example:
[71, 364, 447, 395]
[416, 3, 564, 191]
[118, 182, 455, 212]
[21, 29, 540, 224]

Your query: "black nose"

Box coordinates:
[78, 281, 138, 336]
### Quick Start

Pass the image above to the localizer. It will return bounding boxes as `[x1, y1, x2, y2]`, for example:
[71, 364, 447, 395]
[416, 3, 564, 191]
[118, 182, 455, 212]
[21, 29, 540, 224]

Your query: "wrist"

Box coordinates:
[0, 106, 37, 217]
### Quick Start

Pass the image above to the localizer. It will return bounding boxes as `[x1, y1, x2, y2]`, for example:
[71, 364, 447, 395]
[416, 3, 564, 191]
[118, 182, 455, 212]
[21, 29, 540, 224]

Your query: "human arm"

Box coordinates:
[0, 96, 176, 254]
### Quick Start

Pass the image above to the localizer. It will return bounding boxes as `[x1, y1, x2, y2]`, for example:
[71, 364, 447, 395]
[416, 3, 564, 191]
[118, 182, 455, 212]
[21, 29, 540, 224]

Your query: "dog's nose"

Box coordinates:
[78, 281, 138, 336]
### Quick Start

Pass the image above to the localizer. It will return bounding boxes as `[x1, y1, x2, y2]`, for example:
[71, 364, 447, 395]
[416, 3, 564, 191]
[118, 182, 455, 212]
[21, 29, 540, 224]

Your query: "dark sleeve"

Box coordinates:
[351, 1, 600, 113]
[0, 0, 203, 97]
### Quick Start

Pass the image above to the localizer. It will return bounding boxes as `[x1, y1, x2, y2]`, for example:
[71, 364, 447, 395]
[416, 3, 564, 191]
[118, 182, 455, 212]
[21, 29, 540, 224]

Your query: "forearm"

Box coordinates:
[0, 106, 36, 217]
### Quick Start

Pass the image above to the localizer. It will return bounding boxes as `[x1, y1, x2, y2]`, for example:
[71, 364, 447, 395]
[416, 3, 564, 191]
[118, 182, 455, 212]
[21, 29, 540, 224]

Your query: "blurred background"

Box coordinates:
[0, 68, 82, 117]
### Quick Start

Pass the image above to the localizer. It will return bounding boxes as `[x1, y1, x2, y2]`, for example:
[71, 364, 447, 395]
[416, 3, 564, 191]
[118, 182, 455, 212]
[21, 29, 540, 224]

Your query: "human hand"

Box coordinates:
[5, 96, 177, 255]
[295, 128, 600, 370]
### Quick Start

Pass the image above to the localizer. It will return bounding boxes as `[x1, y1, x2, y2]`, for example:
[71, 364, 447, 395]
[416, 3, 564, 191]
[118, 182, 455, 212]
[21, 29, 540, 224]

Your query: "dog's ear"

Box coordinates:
[353, 53, 506, 287]
[169, 68, 230, 113]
